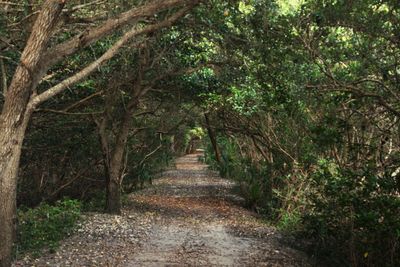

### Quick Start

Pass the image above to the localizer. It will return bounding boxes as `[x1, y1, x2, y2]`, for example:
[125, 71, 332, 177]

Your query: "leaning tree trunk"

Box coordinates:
[0, 2, 64, 265]
[0, 110, 32, 267]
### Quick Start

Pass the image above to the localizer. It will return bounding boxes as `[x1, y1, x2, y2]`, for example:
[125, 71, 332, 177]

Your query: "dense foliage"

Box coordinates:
[1, 0, 399, 266]
[15, 199, 81, 258]
[200, 0, 400, 266]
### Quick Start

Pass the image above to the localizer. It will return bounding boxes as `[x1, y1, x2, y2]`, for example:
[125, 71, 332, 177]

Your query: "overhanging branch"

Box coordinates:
[31, 5, 196, 107]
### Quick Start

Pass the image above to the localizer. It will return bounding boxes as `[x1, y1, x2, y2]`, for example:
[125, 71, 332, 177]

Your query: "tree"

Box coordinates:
[175, 0, 400, 264]
[0, 0, 199, 265]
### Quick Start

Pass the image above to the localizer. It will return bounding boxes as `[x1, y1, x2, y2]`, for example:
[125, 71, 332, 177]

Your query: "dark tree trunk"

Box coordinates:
[204, 113, 222, 164]
[97, 123, 122, 214]
[105, 177, 122, 214]
[95, 82, 135, 215]
[105, 108, 135, 214]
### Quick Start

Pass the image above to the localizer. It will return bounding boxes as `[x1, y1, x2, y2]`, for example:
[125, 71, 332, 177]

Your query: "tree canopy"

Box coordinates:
[0, 0, 399, 266]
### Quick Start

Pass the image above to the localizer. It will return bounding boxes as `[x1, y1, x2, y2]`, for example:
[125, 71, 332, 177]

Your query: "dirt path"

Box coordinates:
[14, 152, 310, 267]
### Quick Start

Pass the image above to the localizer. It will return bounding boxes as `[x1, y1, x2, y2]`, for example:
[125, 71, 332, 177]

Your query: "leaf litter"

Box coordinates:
[13, 152, 311, 266]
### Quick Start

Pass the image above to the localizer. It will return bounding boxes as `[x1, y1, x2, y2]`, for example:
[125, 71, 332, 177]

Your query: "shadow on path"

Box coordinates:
[13, 151, 311, 267]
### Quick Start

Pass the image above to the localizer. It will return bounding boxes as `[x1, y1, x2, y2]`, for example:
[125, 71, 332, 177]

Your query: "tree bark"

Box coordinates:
[95, 116, 112, 204]
[105, 105, 136, 214]
[1, 0, 199, 262]
[204, 113, 222, 164]
[0, 58, 7, 95]
[0, 1, 64, 266]
[0, 108, 33, 267]
[0, 0, 198, 267]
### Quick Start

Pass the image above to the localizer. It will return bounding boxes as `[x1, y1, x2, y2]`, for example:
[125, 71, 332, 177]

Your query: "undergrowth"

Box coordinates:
[205, 138, 400, 267]
[15, 198, 81, 259]
[82, 191, 129, 212]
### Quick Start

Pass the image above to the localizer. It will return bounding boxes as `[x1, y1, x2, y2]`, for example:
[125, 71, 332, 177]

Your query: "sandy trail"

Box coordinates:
[13, 152, 310, 267]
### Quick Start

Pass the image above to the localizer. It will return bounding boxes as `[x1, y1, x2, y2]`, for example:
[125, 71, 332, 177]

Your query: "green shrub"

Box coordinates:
[83, 191, 129, 212]
[303, 159, 400, 267]
[277, 210, 302, 231]
[205, 137, 273, 213]
[15, 198, 81, 258]
[82, 190, 106, 212]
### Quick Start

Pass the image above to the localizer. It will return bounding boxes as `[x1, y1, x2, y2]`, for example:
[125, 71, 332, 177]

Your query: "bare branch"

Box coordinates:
[63, 90, 103, 111]
[35, 108, 103, 116]
[64, 0, 106, 13]
[0, 1, 36, 7]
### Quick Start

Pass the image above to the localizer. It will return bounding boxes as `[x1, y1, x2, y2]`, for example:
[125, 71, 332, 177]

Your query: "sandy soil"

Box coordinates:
[13, 152, 311, 267]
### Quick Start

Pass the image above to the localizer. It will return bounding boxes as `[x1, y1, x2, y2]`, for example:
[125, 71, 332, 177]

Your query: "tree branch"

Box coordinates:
[41, 0, 195, 70]
[63, 90, 103, 111]
[31, 5, 195, 107]
[34, 108, 103, 116]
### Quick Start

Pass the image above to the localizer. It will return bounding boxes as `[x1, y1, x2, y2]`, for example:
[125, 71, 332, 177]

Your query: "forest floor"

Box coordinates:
[13, 151, 311, 267]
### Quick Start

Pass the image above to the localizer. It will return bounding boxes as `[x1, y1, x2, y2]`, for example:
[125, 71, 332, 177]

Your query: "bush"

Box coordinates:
[15, 198, 81, 258]
[82, 190, 106, 212]
[83, 191, 129, 212]
[303, 159, 400, 267]
[277, 209, 302, 231]
[205, 137, 273, 213]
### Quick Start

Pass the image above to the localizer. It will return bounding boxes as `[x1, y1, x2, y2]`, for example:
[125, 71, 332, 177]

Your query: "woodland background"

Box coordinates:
[0, 0, 399, 266]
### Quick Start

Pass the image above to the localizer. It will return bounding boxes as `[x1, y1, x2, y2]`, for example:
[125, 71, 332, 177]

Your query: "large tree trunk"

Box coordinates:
[0, 2, 64, 266]
[95, 118, 114, 212]
[105, 108, 135, 214]
[96, 116, 123, 214]
[106, 165, 123, 214]
[0, 109, 32, 267]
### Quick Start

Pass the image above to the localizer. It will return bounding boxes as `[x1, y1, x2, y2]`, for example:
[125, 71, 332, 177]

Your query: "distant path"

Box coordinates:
[14, 151, 310, 267]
